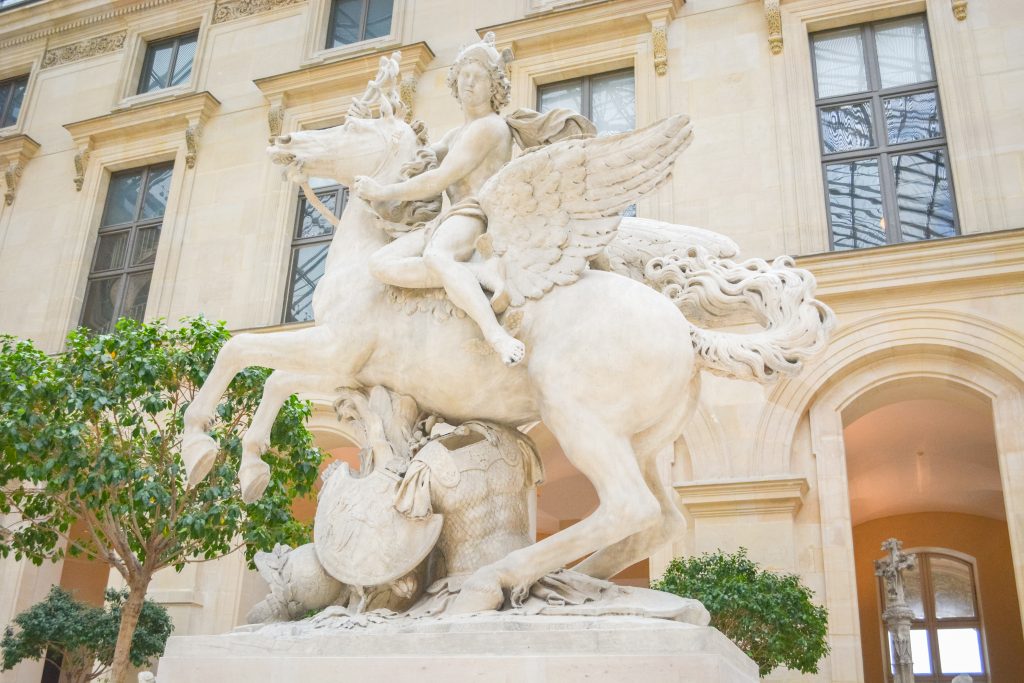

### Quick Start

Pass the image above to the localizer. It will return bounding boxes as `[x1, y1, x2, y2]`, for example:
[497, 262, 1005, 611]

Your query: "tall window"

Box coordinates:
[284, 179, 345, 323]
[326, 0, 393, 49]
[81, 164, 172, 333]
[538, 69, 636, 215]
[811, 15, 958, 251]
[138, 31, 198, 94]
[879, 550, 988, 682]
[0, 74, 27, 128]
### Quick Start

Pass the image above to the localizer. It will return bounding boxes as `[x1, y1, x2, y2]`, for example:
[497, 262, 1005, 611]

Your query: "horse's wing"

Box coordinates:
[478, 114, 693, 308]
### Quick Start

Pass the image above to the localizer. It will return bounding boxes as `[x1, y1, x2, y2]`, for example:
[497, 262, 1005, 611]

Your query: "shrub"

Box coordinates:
[652, 548, 829, 677]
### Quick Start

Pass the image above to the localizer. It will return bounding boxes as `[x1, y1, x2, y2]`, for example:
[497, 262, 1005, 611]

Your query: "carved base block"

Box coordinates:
[157, 615, 758, 682]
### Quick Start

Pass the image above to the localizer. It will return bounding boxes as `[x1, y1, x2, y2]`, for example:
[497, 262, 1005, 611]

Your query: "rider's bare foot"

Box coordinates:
[489, 334, 525, 366]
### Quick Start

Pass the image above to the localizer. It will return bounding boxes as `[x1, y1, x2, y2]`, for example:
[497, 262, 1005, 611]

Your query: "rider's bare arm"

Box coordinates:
[356, 117, 505, 202]
[430, 128, 455, 164]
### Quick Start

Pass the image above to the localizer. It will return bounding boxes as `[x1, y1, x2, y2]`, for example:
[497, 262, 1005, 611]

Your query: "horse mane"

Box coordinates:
[370, 119, 443, 232]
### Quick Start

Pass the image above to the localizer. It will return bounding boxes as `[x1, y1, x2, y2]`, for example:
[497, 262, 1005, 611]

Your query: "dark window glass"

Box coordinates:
[811, 15, 958, 250]
[138, 31, 198, 94]
[0, 74, 28, 128]
[81, 164, 172, 333]
[538, 69, 636, 216]
[879, 551, 987, 682]
[284, 180, 345, 323]
[327, 0, 393, 49]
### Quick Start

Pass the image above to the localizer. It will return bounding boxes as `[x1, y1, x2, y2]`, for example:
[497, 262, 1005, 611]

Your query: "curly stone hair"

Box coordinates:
[446, 57, 511, 114]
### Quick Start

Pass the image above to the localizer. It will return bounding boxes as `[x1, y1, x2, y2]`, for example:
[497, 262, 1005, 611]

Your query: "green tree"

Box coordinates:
[652, 548, 830, 677]
[1, 586, 173, 683]
[0, 317, 322, 683]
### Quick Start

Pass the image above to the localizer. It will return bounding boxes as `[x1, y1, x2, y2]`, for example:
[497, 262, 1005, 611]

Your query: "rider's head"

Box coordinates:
[446, 32, 513, 114]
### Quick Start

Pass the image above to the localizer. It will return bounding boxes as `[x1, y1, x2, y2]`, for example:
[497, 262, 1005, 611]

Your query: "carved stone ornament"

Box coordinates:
[764, 0, 783, 55]
[267, 103, 285, 139]
[0, 134, 41, 205]
[399, 74, 417, 122]
[952, 0, 968, 21]
[652, 23, 669, 75]
[185, 124, 202, 169]
[42, 31, 127, 69]
[213, 0, 305, 24]
[73, 145, 91, 192]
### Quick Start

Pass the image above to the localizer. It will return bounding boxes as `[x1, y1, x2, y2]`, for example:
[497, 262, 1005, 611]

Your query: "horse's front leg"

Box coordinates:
[182, 325, 351, 487]
[238, 370, 350, 503]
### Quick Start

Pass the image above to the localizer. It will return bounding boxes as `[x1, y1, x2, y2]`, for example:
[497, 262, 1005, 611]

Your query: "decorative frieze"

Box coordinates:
[213, 0, 305, 24]
[952, 0, 968, 21]
[0, 135, 41, 206]
[42, 31, 127, 69]
[764, 0, 782, 55]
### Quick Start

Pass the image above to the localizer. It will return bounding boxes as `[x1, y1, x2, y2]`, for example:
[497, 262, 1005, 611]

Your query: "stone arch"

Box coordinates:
[754, 308, 1024, 474]
[792, 327, 1024, 682]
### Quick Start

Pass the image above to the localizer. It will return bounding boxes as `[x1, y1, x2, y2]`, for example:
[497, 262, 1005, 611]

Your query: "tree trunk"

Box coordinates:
[108, 576, 149, 683]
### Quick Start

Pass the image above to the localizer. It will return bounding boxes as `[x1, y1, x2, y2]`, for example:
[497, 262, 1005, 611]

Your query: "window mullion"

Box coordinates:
[359, 0, 370, 42]
[167, 38, 180, 89]
[582, 76, 592, 121]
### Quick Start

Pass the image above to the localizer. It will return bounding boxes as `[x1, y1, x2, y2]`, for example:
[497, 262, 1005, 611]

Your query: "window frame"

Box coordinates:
[0, 73, 28, 129]
[80, 163, 173, 333]
[810, 14, 960, 251]
[282, 182, 346, 324]
[877, 549, 989, 683]
[136, 30, 200, 95]
[536, 67, 635, 125]
[324, 0, 394, 50]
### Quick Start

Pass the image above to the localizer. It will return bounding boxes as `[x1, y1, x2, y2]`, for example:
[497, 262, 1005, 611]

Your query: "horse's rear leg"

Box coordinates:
[573, 388, 695, 580]
[450, 407, 659, 613]
[238, 370, 348, 503]
[183, 325, 346, 487]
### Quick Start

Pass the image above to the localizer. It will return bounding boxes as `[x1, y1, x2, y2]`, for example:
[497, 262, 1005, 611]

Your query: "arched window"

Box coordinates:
[878, 549, 989, 682]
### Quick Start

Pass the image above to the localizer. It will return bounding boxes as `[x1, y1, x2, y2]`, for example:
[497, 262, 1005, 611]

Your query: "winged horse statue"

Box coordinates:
[180, 52, 833, 614]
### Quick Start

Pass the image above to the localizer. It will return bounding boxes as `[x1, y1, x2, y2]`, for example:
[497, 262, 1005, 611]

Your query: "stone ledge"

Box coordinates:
[674, 476, 809, 518]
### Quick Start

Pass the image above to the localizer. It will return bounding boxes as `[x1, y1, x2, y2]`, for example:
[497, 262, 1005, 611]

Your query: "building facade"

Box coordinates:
[1, 0, 1022, 681]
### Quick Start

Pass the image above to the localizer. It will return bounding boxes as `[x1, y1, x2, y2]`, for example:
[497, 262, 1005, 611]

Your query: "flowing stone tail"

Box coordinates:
[645, 247, 835, 382]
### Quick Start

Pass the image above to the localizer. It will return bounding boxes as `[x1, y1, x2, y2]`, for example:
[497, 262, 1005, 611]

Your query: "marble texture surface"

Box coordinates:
[157, 615, 758, 682]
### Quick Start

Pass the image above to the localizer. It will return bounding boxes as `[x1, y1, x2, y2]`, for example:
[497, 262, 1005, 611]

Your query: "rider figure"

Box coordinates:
[352, 35, 525, 366]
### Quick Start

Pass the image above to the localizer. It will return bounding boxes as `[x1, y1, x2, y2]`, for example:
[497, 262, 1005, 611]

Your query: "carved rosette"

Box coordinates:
[764, 0, 783, 55]
[213, 0, 304, 24]
[42, 31, 127, 69]
[952, 0, 967, 21]
[185, 124, 202, 169]
[652, 24, 668, 76]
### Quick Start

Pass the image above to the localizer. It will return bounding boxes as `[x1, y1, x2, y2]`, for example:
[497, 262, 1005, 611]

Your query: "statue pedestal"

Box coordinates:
[157, 615, 758, 682]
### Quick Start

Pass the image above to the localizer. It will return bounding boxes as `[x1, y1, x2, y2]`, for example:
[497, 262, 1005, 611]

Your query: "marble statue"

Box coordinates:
[875, 538, 918, 683]
[180, 37, 834, 617]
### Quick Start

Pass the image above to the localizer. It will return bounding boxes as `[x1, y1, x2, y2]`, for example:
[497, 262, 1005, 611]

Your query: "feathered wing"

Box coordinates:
[479, 114, 693, 307]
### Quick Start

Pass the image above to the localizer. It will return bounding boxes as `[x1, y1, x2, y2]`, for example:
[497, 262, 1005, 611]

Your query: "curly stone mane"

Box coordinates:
[370, 119, 443, 231]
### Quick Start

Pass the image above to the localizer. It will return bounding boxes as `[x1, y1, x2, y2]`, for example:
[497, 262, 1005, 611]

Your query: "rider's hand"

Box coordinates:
[353, 175, 389, 201]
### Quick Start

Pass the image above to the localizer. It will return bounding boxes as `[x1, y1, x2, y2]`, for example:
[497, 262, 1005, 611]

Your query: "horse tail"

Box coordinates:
[644, 247, 835, 382]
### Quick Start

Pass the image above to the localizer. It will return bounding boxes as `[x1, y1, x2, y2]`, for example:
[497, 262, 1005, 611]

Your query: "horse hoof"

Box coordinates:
[240, 459, 271, 504]
[450, 571, 504, 614]
[182, 433, 218, 489]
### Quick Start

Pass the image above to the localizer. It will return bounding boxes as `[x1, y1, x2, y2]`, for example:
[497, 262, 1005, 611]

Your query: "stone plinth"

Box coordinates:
[157, 615, 758, 683]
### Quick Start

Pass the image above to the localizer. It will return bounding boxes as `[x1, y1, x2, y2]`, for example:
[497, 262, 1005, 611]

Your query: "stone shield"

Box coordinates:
[314, 463, 443, 587]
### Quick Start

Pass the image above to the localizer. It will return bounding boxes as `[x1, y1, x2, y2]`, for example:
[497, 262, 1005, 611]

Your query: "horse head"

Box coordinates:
[266, 52, 420, 187]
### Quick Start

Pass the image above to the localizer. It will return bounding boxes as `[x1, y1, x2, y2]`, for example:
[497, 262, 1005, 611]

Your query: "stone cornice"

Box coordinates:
[0, 133, 40, 205]
[675, 477, 808, 518]
[478, 0, 682, 56]
[63, 91, 219, 186]
[796, 228, 1024, 301]
[0, 0, 183, 49]
[41, 29, 126, 68]
[254, 41, 435, 110]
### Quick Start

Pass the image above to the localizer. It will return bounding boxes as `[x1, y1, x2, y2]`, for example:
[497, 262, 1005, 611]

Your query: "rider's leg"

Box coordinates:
[423, 216, 525, 366]
[367, 230, 441, 289]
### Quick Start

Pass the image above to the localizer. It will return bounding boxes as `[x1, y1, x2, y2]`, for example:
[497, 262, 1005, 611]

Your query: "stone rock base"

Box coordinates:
[157, 615, 758, 682]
